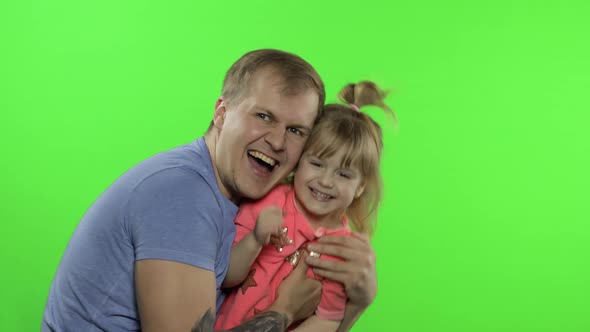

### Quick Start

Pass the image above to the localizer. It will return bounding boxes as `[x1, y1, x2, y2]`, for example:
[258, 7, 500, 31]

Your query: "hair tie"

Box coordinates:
[349, 104, 360, 112]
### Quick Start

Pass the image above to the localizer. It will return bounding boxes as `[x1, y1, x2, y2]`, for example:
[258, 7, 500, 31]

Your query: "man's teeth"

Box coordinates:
[311, 188, 332, 200]
[248, 151, 277, 167]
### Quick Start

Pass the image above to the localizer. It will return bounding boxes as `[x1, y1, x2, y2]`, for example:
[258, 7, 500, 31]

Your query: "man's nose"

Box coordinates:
[264, 126, 286, 151]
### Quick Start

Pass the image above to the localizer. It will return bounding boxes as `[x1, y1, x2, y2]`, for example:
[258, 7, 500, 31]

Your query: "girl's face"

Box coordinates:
[293, 147, 365, 224]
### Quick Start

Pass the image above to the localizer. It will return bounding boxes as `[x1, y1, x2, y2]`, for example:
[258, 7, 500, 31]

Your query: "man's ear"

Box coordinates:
[213, 97, 227, 129]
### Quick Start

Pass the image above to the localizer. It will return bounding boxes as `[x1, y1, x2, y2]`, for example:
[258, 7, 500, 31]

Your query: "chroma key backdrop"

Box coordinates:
[1, 0, 589, 331]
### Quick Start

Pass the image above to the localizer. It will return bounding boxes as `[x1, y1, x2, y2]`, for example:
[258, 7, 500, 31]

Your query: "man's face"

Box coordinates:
[213, 68, 319, 202]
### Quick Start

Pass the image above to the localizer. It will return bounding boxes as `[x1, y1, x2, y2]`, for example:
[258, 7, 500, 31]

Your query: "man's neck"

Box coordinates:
[203, 132, 239, 204]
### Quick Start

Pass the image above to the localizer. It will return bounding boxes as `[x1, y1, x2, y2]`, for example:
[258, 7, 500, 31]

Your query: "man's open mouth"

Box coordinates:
[248, 151, 279, 173]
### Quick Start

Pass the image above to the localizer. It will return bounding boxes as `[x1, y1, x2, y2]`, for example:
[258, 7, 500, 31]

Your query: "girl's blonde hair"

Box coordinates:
[302, 81, 394, 236]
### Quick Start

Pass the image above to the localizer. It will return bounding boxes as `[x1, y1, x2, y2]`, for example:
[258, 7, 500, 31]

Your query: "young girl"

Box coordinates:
[215, 81, 394, 331]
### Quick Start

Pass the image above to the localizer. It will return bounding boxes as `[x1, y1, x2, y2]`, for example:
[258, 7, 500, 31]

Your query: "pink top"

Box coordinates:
[214, 185, 351, 330]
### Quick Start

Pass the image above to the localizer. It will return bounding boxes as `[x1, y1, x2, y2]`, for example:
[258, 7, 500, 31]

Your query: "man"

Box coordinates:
[42, 49, 376, 332]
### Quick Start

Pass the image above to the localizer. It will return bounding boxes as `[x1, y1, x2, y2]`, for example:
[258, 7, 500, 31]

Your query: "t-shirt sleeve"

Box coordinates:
[233, 203, 257, 245]
[127, 167, 222, 272]
[314, 254, 348, 321]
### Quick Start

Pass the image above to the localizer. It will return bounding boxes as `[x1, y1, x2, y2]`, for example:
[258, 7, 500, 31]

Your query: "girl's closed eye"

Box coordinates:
[339, 171, 351, 179]
[309, 158, 323, 167]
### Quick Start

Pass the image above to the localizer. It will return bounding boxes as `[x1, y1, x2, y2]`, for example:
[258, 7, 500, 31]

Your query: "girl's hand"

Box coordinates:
[254, 206, 285, 246]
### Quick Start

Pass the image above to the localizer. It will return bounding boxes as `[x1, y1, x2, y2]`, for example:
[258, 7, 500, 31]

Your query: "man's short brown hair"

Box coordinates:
[223, 49, 325, 107]
[208, 49, 325, 131]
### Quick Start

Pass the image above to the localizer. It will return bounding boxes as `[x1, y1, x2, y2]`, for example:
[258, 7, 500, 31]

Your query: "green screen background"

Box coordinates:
[2, 0, 589, 331]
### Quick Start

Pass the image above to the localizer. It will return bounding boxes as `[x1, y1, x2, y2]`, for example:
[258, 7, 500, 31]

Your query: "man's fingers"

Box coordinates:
[310, 268, 346, 284]
[313, 233, 376, 264]
[318, 234, 370, 248]
[305, 255, 349, 272]
[307, 243, 359, 261]
[292, 251, 311, 275]
[350, 232, 371, 243]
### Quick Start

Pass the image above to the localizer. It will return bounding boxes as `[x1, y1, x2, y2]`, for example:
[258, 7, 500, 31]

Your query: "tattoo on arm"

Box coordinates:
[191, 308, 215, 332]
[191, 309, 288, 332]
[226, 312, 288, 332]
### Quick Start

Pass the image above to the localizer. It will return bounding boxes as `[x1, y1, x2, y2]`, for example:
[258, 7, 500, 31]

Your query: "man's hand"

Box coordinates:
[268, 251, 322, 325]
[305, 233, 377, 309]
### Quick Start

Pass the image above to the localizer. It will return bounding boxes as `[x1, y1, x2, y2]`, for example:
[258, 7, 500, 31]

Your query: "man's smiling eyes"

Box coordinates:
[256, 113, 271, 121]
[256, 113, 307, 137]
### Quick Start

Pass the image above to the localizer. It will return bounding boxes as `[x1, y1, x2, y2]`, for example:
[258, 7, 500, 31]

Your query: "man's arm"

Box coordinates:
[289, 315, 340, 332]
[194, 252, 322, 332]
[305, 233, 377, 331]
[134, 232, 294, 332]
[335, 303, 364, 332]
[192, 310, 289, 332]
[135, 259, 217, 332]
[136, 259, 293, 332]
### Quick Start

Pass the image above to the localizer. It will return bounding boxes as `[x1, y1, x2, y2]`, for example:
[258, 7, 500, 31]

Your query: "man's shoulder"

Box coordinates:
[130, 139, 217, 192]
[125, 139, 229, 210]
[148, 138, 212, 176]
[140, 167, 214, 191]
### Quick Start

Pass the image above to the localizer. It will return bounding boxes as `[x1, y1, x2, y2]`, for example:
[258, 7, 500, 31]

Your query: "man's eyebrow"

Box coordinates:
[254, 106, 275, 117]
[254, 106, 312, 132]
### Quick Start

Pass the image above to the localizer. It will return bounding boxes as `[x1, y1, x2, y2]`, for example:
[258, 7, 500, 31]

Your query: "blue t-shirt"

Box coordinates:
[42, 138, 238, 331]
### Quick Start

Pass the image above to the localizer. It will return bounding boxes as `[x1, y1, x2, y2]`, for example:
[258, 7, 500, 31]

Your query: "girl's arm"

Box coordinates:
[222, 206, 285, 288]
[222, 232, 263, 288]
